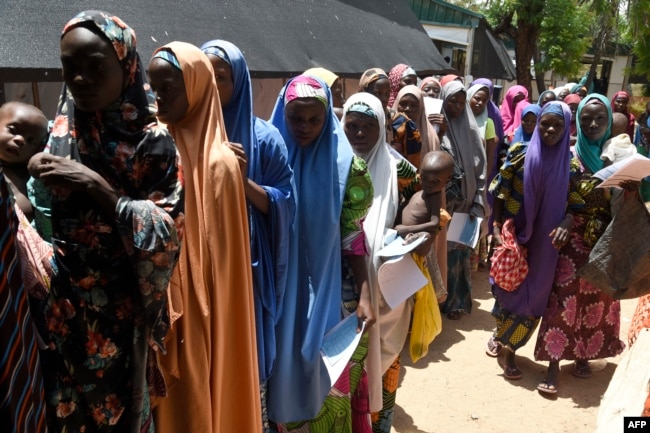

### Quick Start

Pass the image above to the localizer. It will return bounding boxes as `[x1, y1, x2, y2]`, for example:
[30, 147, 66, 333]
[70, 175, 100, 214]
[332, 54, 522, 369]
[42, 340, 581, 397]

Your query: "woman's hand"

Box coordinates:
[428, 113, 447, 137]
[29, 153, 101, 192]
[227, 142, 248, 184]
[492, 224, 503, 247]
[549, 214, 573, 249]
[356, 284, 375, 332]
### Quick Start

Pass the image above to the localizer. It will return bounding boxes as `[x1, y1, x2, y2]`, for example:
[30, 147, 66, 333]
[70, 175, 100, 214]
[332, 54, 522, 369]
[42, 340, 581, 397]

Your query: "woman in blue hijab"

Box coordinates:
[200, 40, 296, 432]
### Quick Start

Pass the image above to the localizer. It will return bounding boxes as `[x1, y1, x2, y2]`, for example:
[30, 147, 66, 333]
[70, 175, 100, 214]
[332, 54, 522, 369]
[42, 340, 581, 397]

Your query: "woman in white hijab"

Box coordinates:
[342, 92, 419, 433]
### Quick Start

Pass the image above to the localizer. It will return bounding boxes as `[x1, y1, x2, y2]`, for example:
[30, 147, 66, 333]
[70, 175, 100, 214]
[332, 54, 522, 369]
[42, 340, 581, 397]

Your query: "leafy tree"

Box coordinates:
[628, 0, 650, 78]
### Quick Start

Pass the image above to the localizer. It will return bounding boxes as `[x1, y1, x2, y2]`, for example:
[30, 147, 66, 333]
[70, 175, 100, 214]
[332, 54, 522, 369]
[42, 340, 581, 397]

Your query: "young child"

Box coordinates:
[601, 112, 637, 166]
[0, 101, 52, 299]
[0, 102, 48, 220]
[393, 150, 454, 361]
[395, 150, 454, 302]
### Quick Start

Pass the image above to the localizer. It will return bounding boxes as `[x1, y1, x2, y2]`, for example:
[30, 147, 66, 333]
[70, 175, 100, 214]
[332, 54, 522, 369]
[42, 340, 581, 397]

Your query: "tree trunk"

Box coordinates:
[514, 20, 538, 99]
[533, 43, 547, 95]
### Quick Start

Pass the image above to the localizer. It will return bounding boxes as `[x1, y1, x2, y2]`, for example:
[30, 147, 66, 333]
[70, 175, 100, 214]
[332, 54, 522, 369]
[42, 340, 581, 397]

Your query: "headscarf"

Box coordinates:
[471, 78, 504, 145]
[343, 93, 407, 411]
[511, 104, 541, 144]
[358, 67, 388, 92]
[200, 40, 295, 383]
[440, 80, 486, 215]
[495, 101, 572, 316]
[304, 66, 339, 88]
[466, 83, 490, 138]
[152, 42, 261, 433]
[537, 90, 557, 106]
[440, 74, 460, 87]
[611, 91, 636, 137]
[500, 85, 529, 136]
[392, 85, 440, 156]
[575, 93, 612, 173]
[564, 93, 582, 137]
[268, 74, 354, 422]
[387, 63, 409, 107]
[419, 76, 441, 98]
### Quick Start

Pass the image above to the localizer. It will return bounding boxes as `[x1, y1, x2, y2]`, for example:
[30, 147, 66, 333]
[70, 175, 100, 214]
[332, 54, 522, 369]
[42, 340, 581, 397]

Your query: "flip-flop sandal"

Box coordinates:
[572, 362, 592, 379]
[537, 380, 558, 395]
[446, 311, 461, 320]
[485, 336, 502, 358]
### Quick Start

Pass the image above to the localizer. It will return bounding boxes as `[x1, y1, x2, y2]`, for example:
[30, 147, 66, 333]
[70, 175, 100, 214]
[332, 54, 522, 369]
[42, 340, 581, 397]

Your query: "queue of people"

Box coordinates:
[1, 8, 649, 433]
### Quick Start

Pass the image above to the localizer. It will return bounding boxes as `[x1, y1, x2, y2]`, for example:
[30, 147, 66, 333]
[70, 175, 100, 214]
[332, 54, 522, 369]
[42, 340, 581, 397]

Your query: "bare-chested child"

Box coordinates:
[395, 150, 454, 303]
[0, 102, 48, 220]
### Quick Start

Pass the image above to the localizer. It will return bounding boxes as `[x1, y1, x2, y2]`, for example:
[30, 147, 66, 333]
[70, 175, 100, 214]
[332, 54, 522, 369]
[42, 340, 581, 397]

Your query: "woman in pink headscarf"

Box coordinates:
[387, 64, 417, 108]
[500, 85, 529, 142]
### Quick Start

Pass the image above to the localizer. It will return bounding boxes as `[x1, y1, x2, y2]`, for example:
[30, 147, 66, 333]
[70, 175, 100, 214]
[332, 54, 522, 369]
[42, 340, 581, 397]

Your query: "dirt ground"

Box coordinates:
[391, 268, 637, 433]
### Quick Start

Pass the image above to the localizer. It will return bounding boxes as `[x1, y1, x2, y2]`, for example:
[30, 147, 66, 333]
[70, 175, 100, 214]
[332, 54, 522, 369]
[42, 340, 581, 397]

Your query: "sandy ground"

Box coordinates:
[391, 268, 637, 433]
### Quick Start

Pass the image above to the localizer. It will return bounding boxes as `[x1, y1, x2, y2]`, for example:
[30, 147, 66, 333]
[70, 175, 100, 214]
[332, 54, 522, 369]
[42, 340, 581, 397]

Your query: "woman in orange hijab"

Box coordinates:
[148, 42, 261, 433]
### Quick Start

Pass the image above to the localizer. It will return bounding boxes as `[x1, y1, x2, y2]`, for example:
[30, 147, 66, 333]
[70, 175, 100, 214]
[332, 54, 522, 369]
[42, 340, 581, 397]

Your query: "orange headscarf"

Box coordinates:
[152, 42, 261, 433]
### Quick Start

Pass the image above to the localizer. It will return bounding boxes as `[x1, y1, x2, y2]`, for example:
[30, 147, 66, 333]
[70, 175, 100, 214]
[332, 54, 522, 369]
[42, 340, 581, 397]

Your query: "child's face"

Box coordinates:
[0, 106, 47, 165]
[420, 166, 453, 195]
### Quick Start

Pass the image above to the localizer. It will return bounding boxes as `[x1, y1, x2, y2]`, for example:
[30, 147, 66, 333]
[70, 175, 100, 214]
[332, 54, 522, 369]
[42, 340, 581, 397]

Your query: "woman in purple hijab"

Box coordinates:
[486, 101, 574, 381]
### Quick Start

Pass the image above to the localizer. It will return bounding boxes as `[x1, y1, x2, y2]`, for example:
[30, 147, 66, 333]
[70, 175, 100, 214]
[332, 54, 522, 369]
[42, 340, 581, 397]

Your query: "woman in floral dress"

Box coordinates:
[534, 94, 625, 395]
[28, 11, 183, 432]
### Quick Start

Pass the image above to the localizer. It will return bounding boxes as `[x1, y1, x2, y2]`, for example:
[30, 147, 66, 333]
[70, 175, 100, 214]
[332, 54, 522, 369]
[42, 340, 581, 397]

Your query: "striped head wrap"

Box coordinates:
[284, 75, 328, 107]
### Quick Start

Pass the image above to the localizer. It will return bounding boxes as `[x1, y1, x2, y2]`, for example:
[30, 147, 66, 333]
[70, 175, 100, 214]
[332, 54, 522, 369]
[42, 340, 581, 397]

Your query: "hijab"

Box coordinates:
[441, 80, 486, 215]
[500, 85, 529, 136]
[611, 91, 636, 137]
[199, 39, 295, 383]
[564, 93, 582, 137]
[537, 90, 557, 106]
[268, 74, 354, 422]
[359, 67, 388, 92]
[420, 76, 441, 97]
[512, 104, 541, 144]
[466, 83, 490, 138]
[440, 74, 460, 87]
[387, 63, 409, 107]
[575, 94, 612, 173]
[471, 78, 504, 145]
[152, 42, 261, 432]
[304, 67, 339, 88]
[392, 85, 440, 156]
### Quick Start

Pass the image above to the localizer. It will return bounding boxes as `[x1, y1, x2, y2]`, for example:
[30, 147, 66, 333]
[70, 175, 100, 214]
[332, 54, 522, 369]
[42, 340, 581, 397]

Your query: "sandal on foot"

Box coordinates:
[486, 336, 502, 358]
[446, 311, 461, 320]
[572, 361, 592, 379]
[497, 355, 522, 380]
[537, 380, 558, 395]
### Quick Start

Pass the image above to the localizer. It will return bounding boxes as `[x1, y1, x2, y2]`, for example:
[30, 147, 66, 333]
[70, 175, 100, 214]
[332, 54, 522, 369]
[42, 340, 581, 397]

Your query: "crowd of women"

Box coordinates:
[1, 9, 650, 433]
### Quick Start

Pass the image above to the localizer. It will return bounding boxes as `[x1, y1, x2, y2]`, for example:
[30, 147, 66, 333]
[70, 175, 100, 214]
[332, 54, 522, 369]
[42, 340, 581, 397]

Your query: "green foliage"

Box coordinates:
[629, 0, 650, 79]
[537, 0, 592, 77]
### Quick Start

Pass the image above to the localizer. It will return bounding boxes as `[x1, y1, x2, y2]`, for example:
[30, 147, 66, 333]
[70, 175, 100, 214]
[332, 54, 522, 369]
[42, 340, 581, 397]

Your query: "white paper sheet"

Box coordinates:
[377, 254, 428, 309]
[424, 97, 443, 115]
[594, 153, 650, 188]
[376, 234, 427, 258]
[321, 314, 365, 387]
[446, 212, 482, 248]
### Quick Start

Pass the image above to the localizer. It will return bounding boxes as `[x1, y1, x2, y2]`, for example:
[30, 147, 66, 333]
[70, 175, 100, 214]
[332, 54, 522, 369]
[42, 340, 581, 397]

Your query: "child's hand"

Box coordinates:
[395, 224, 409, 238]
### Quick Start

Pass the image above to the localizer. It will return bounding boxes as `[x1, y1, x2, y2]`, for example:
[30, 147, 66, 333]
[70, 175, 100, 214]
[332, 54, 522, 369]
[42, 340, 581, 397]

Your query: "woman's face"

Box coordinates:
[60, 26, 124, 112]
[579, 103, 609, 141]
[568, 103, 579, 124]
[399, 74, 417, 89]
[538, 113, 565, 146]
[444, 91, 467, 119]
[207, 54, 234, 107]
[469, 89, 489, 116]
[344, 112, 380, 156]
[613, 95, 629, 114]
[557, 89, 570, 101]
[396, 94, 420, 120]
[521, 112, 537, 135]
[512, 92, 525, 106]
[285, 98, 327, 147]
[540, 92, 556, 106]
[422, 82, 441, 99]
[330, 79, 345, 109]
[369, 78, 390, 108]
[148, 57, 189, 125]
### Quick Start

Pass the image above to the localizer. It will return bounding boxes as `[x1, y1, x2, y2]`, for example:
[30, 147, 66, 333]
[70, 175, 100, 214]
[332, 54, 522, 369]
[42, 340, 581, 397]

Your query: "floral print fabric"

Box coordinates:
[38, 11, 183, 433]
[534, 159, 624, 362]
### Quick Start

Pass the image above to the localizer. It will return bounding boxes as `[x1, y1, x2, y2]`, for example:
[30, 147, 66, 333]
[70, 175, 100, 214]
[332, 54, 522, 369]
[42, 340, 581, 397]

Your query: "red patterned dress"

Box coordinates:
[534, 158, 625, 362]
